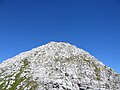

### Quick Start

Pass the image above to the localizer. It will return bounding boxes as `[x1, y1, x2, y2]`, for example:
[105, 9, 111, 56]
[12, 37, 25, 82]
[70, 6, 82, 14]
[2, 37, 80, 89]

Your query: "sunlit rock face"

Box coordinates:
[0, 42, 120, 90]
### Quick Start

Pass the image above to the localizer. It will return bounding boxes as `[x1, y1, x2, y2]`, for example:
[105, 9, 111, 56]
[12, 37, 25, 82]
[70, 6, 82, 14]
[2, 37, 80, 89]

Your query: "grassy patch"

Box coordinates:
[91, 62, 101, 81]
[0, 59, 38, 90]
[96, 73, 101, 81]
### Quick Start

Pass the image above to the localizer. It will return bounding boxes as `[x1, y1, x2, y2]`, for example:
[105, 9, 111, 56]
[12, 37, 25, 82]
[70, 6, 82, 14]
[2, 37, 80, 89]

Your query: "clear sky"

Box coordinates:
[0, 0, 120, 73]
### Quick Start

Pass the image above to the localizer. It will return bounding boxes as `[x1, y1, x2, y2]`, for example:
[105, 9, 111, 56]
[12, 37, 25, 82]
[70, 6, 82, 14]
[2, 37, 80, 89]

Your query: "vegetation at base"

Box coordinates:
[0, 59, 38, 90]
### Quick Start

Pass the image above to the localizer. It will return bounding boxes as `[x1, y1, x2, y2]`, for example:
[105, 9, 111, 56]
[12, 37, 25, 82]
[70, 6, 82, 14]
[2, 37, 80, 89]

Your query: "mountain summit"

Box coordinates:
[0, 42, 120, 90]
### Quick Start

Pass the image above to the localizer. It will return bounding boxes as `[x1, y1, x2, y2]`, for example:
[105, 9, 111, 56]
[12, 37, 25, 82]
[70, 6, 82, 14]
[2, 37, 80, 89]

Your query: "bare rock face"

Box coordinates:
[0, 42, 120, 90]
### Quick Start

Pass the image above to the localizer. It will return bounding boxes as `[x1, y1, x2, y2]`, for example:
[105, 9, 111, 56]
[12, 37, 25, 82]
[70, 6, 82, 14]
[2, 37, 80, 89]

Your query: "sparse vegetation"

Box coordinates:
[0, 59, 38, 90]
[104, 65, 107, 69]
[83, 58, 90, 62]
[96, 73, 101, 81]
[0, 42, 120, 90]
[109, 68, 113, 72]
[115, 74, 119, 76]
[91, 62, 101, 81]
[92, 62, 101, 72]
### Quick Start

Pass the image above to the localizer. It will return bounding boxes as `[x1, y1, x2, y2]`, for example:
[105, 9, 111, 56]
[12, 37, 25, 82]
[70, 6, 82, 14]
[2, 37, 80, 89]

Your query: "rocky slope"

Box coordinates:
[0, 42, 120, 90]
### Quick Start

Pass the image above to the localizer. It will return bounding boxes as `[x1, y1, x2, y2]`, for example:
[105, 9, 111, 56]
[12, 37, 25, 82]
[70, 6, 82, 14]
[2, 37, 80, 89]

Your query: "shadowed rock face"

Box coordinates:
[0, 42, 120, 90]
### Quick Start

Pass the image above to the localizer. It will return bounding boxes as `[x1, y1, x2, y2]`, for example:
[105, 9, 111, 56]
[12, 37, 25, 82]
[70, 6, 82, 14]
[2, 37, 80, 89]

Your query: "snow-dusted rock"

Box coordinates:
[0, 42, 120, 90]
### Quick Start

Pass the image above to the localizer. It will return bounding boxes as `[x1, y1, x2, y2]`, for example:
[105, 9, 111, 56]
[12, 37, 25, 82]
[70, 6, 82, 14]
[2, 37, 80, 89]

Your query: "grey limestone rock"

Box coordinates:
[0, 42, 120, 90]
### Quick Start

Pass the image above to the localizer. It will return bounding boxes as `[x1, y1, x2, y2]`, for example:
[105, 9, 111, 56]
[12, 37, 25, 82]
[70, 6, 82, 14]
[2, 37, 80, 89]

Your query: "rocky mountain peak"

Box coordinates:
[0, 42, 120, 90]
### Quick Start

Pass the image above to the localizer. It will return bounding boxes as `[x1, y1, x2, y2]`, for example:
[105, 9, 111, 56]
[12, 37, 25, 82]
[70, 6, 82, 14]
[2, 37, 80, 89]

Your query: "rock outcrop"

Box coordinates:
[0, 42, 120, 90]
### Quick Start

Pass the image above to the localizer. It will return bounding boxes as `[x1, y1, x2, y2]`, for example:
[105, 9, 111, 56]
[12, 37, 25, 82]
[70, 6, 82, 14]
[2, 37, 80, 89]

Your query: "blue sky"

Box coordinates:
[0, 0, 120, 73]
